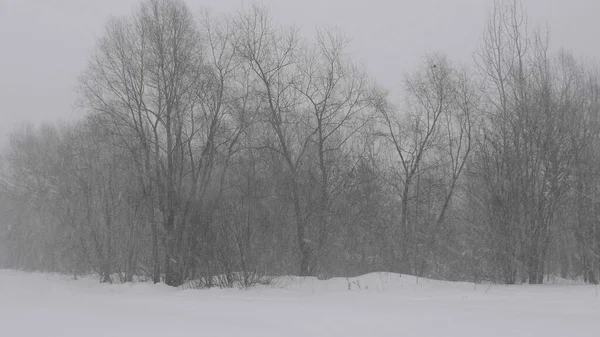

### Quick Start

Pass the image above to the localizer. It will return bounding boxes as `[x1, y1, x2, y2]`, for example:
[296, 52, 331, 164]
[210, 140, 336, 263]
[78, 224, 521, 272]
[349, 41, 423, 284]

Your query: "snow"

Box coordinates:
[1, 270, 599, 337]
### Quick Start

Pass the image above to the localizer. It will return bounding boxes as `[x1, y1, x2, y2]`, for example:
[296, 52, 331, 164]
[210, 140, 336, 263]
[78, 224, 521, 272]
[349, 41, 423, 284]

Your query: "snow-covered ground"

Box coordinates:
[1, 270, 599, 337]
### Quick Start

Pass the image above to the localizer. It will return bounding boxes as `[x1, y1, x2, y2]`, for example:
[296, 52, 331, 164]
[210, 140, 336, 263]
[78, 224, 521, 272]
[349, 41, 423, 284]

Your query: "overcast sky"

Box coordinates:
[1, 0, 599, 148]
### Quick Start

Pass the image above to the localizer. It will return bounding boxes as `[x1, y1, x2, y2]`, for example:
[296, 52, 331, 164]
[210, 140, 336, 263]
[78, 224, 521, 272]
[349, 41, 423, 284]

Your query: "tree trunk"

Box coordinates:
[151, 212, 160, 284]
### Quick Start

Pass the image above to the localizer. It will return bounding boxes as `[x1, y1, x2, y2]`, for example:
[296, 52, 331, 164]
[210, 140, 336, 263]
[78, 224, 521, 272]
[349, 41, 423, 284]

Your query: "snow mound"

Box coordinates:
[273, 272, 474, 291]
[1, 269, 600, 337]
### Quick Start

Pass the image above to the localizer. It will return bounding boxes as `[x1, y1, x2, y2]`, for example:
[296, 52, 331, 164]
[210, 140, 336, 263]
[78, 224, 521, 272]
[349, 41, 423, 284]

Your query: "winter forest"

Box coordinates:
[2, 0, 600, 288]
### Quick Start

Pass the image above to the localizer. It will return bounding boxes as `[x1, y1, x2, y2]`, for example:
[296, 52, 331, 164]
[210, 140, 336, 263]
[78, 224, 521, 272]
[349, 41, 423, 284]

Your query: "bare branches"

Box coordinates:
[5, 0, 600, 286]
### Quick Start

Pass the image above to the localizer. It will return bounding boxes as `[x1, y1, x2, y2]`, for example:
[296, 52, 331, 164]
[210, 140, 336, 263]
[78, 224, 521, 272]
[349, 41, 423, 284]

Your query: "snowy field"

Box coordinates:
[1, 270, 599, 337]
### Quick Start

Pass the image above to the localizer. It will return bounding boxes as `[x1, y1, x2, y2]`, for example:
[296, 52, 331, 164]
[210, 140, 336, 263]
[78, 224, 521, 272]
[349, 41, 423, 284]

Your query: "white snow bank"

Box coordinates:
[1, 270, 599, 337]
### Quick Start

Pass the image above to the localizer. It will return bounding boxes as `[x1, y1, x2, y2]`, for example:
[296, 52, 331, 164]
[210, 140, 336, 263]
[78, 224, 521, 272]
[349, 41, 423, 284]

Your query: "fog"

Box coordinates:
[2, 0, 600, 148]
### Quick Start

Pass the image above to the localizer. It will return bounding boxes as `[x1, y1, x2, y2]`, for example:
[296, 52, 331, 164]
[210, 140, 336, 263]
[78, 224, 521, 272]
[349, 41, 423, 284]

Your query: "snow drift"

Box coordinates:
[1, 270, 599, 337]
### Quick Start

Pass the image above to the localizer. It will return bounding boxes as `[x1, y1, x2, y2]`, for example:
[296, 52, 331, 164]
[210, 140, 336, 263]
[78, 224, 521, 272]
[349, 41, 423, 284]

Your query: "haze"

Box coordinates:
[3, 1, 600, 335]
[1, 0, 599, 148]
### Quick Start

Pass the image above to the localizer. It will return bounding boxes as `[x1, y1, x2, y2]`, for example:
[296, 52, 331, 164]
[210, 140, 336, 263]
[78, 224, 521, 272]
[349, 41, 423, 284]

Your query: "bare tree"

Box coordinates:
[292, 28, 375, 275]
[79, 0, 242, 286]
[378, 54, 474, 275]
[234, 5, 318, 275]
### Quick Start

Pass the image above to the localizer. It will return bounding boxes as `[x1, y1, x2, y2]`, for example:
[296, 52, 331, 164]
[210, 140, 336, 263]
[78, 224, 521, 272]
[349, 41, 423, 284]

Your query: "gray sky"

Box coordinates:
[1, 0, 599, 148]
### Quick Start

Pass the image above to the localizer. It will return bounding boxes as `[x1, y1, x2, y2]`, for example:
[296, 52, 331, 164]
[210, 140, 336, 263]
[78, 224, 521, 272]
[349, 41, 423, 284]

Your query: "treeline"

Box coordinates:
[1, 0, 599, 286]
